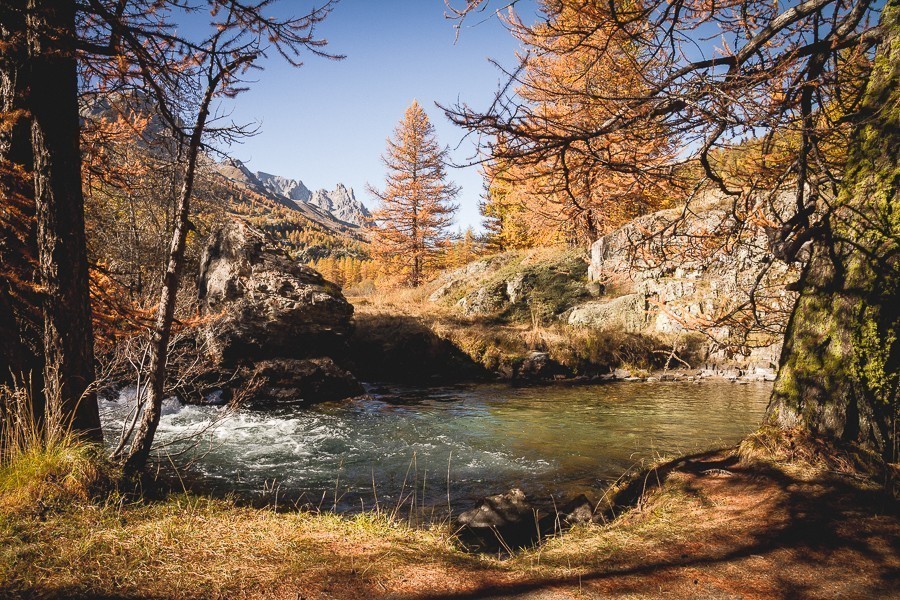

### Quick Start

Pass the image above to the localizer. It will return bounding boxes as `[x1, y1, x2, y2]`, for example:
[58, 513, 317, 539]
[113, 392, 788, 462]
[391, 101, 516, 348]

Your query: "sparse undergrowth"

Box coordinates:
[346, 247, 715, 382]
[0, 385, 112, 517]
[351, 288, 701, 381]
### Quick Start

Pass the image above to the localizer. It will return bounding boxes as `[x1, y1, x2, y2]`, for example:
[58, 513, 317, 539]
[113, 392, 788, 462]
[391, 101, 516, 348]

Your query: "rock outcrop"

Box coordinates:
[241, 357, 362, 407]
[430, 250, 592, 320]
[196, 220, 361, 406]
[199, 220, 353, 364]
[576, 191, 800, 369]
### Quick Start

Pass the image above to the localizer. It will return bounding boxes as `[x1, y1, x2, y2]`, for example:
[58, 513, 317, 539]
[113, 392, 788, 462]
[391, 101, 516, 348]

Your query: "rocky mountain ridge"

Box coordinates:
[220, 159, 371, 227]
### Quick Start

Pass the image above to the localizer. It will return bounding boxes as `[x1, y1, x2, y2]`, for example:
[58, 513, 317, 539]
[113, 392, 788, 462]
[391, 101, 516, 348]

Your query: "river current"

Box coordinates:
[100, 381, 771, 510]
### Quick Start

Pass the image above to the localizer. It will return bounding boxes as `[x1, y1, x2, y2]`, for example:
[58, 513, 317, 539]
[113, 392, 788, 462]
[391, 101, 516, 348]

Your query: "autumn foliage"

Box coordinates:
[479, 0, 679, 248]
[368, 101, 459, 287]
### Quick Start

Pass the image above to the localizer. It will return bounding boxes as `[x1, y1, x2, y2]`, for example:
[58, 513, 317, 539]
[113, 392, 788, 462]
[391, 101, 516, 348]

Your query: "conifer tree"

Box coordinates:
[368, 101, 459, 287]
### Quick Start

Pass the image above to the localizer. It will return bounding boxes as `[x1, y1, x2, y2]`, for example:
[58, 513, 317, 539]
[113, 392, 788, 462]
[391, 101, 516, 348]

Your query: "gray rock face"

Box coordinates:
[308, 184, 371, 226]
[256, 171, 313, 203]
[456, 281, 509, 316]
[567, 294, 649, 333]
[198, 220, 354, 366]
[438, 252, 590, 319]
[575, 191, 801, 368]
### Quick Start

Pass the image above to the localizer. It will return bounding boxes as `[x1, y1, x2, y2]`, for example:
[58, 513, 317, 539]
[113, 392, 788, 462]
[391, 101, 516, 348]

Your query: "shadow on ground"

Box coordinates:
[348, 313, 492, 384]
[410, 451, 900, 599]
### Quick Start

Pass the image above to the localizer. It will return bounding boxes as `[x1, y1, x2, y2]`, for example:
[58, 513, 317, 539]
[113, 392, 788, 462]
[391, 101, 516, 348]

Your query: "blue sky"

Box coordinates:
[212, 0, 539, 231]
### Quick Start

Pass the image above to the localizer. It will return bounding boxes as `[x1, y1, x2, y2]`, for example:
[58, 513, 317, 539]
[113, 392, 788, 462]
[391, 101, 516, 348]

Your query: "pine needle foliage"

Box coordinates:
[368, 101, 459, 287]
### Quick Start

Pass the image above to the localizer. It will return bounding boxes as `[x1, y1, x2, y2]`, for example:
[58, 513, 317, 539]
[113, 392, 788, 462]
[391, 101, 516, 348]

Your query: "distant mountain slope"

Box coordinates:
[218, 160, 371, 227]
[80, 92, 369, 265]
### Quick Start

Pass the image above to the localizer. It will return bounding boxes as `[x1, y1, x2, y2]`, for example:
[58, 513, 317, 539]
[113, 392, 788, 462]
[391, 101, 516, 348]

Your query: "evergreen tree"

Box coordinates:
[368, 101, 459, 287]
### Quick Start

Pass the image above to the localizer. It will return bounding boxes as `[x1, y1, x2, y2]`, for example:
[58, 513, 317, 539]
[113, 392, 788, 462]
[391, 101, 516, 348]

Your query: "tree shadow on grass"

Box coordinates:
[409, 451, 900, 599]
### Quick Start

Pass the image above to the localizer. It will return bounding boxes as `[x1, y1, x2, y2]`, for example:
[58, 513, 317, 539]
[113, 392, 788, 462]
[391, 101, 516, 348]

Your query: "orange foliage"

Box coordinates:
[368, 101, 459, 287]
[482, 0, 681, 247]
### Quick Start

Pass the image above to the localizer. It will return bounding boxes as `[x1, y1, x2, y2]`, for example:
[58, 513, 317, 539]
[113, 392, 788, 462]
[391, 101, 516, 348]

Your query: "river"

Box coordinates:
[100, 381, 771, 510]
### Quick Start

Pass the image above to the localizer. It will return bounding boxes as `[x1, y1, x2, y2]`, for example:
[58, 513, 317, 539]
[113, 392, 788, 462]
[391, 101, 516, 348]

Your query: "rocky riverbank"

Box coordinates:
[141, 209, 792, 407]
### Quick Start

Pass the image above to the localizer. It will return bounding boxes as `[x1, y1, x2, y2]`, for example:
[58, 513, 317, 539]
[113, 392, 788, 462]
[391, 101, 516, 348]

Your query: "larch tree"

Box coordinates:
[102, 1, 339, 474]
[368, 101, 459, 287]
[449, 0, 897, 459]
[0, 0, 44, 415]
[1, 0, 338, 455]
[25, 0, 102, 440]
[475, 0, 679, 245]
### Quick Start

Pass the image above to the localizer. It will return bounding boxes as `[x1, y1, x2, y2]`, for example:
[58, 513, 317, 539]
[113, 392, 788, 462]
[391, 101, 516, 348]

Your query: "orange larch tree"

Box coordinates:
[476, 0, 679, 246]
[368, 101, 459, 287]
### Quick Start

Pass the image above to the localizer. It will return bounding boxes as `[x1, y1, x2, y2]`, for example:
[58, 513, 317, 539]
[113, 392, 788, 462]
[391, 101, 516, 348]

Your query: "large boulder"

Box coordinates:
[198, 220, 354, 365]
[190, 220, 362, 407]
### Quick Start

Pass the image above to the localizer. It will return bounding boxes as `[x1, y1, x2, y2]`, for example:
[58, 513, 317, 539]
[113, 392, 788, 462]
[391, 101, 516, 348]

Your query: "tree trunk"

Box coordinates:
[26, 0, 102, 441]
[0, 0, 44, 415]
[767, 0, 899, 461]
[122, 88, 213, 473]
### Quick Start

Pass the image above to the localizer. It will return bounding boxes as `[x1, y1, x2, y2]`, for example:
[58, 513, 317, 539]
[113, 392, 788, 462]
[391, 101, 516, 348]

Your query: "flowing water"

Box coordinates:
[101, 381, 771, 510]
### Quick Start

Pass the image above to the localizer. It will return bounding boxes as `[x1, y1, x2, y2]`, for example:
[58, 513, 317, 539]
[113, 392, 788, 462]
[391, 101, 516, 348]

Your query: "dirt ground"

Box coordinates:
[365, 451, 900, 599]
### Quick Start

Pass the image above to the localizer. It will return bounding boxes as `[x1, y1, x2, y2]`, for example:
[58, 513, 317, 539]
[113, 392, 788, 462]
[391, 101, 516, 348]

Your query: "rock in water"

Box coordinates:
[243, 357, 363, 407]
[192, 220, 362, 408]
[457, 488, 533, 529]
[457, 488, 540, 550]
[513, 352, 570, 383]
[198, 220, 354, 365]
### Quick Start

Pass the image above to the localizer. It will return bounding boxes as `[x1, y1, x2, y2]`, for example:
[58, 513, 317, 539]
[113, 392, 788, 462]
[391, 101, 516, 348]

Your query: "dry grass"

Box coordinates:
[352, 291, 679, 378]
[0, 384, 110, 516]
[1, 433, 897, 599]
[0, 493, 498, 599]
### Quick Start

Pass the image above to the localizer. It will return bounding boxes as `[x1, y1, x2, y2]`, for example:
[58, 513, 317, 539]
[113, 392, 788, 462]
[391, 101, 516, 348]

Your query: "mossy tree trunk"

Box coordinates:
[767, 0, 899, 461]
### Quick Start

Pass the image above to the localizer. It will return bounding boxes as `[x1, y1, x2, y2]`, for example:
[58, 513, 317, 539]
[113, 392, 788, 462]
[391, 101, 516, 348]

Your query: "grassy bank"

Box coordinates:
[349, 286, 691, 382]
[2, 428, 897, 599]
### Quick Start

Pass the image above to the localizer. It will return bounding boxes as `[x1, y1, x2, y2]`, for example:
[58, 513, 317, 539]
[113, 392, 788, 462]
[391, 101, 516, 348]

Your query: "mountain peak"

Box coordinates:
[255, 171, 312, 203]
[216, 160, 370, 227]
[309, 184, 371, 226]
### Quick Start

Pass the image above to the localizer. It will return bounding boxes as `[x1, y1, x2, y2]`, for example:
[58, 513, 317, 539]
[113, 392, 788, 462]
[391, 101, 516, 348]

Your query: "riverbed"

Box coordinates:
[100, 381, 771, 510]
